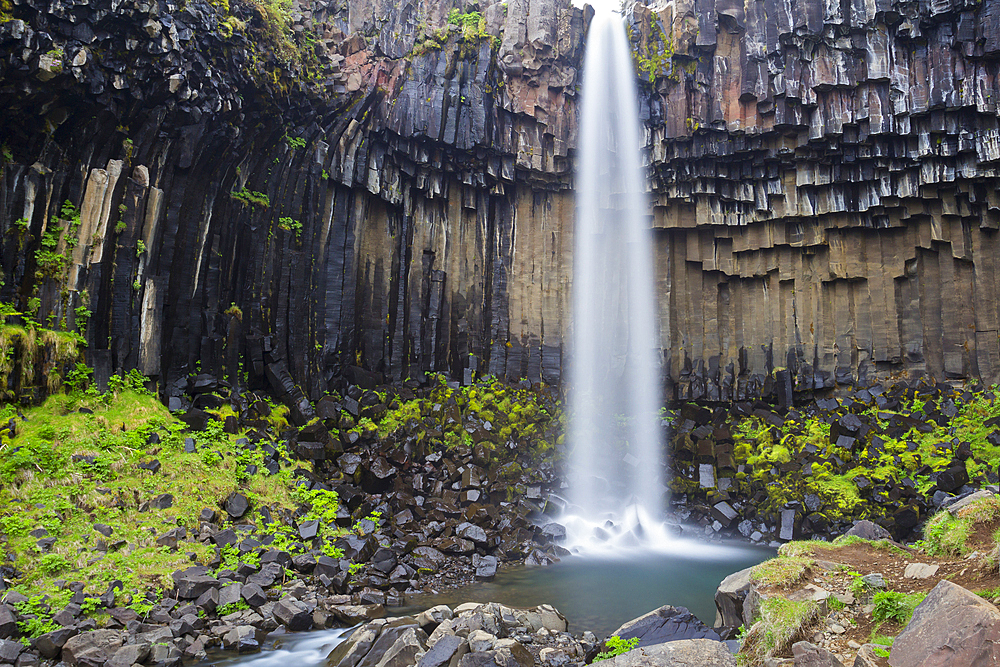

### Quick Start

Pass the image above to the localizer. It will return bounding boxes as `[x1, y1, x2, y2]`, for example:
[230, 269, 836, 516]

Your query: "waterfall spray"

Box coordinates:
[564, 7, 667, 551]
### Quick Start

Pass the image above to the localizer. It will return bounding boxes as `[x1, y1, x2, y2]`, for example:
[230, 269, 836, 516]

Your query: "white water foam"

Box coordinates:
[567, 7, 666, 552]
[201, 627, 351, 667]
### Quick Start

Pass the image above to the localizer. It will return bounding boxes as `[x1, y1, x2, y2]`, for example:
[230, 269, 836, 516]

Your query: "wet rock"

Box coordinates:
[714, 566, 753, 629]
[457, 522, 489, 544]
[611, 605, 720, 649]
[474, 554, 498, 581]
[372, 626, 428, 667]
[222, 626, 260, 653]
[417, 633, 467, 667]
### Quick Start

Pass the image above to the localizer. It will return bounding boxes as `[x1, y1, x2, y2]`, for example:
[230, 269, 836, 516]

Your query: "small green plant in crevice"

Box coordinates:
[230, 187, 270, 209]
[80, 596, 101, 615]
[284, 134, 306, 150]
[37, 553, 70, 574]
[593, 635, 639, 662]
[14, 595, 60, 640]
[217, 599, 250, 616]
[872, 590, 925, 627]
[277, 216, 302, 243]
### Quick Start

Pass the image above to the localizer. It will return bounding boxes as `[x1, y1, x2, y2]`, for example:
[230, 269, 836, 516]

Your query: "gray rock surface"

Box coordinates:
[889, 580, 1000, 666]
[600, 638, 736, 666]
[714, 565, 753, 628]
[612, 605, 721, 648]
[793, 641, 845, 667]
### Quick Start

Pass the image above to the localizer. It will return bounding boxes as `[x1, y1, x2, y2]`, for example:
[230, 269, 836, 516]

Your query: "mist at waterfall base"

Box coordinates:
[563, 5, 668, 553]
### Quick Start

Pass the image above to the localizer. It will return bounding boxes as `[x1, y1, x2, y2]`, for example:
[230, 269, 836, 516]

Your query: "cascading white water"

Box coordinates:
[565, 6, 667, 552]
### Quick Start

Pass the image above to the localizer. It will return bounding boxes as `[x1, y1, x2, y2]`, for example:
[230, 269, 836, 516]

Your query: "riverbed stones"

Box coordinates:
[273, 596, 313, 631]
[889, 580, 1000, 666]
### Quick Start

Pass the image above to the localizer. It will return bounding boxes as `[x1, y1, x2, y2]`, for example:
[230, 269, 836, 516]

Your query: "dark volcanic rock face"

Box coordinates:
[0, 0, 584, 401]
[629, 0, 1000, 397]
[3, 0, 1000, 401]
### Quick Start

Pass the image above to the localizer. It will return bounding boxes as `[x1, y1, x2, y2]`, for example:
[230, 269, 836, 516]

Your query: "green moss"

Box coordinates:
[230, 187, 270, 209]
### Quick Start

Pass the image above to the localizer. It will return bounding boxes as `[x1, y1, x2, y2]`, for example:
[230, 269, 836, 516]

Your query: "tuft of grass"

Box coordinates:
[750, 556, 813, 588]
[738, 598, 821, 666]
[921, 496, 1000, 557]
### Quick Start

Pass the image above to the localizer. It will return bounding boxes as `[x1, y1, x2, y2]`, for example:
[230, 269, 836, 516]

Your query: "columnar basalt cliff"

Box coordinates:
[631, 0, 1000, 399]
[0, 0, 584, 404]
[3, 0, 1000, 404]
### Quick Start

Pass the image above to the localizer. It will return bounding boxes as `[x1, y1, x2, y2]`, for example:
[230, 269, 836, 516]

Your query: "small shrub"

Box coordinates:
[38, 553, 70, 574]
[230, 187, 270, 209]
[872, 591, 924, 626]
[593, 636, 639, 662]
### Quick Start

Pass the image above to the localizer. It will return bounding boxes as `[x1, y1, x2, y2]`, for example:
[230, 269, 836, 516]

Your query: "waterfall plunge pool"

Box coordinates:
[197, 540, 772, 666]
[398, 539, 774, 638]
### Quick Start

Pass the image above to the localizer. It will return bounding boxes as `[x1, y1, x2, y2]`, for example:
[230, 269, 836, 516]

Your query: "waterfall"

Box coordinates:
[564, 6, 667, 552]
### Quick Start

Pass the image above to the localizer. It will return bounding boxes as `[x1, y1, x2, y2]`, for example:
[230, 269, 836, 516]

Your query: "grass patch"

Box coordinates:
[0, 382, 319, 616]
[750, 555, 813, 588]
[920, 496, 1000, 556]
[870, 591, 925, 642]
[738, 598, 821, 665]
